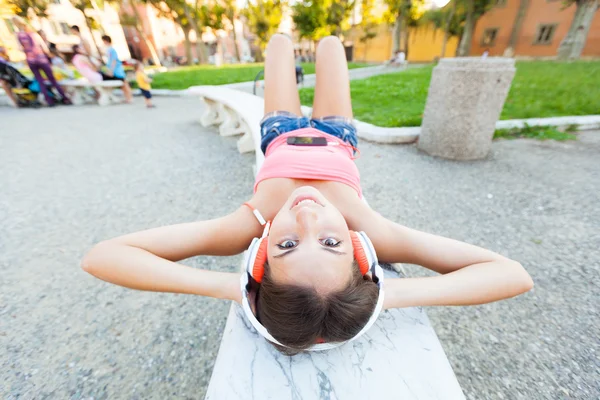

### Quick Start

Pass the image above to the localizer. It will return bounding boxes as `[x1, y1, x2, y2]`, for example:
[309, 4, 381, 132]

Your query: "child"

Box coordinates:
[49, 44, 74, 80]
[135, 62, 154, 108]
[101, 35, 132, 103]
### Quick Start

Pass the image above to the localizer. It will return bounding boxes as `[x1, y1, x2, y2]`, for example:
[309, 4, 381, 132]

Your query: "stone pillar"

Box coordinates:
[418, 58, 516, 160]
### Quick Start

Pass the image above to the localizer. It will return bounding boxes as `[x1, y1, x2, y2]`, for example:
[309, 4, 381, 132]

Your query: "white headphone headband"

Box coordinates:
[240, 230, 384, 352]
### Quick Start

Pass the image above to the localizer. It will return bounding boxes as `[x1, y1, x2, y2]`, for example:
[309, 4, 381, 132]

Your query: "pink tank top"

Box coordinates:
[254, 128, 362, 197]
[72, 54, 102, 83]
[17, 32, 47, 64]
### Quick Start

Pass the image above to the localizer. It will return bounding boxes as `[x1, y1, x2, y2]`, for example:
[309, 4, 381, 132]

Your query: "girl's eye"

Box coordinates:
[277, 240, 298, 249]
[321, 238, 341, 247]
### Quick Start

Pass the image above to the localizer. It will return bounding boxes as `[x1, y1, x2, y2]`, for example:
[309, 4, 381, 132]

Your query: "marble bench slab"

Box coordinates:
[205, 270, 465, 400]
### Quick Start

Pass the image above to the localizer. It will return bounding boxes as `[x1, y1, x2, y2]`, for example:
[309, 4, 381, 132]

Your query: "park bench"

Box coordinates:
[60, 79, 123, 106]
[188, 85, 465, 400]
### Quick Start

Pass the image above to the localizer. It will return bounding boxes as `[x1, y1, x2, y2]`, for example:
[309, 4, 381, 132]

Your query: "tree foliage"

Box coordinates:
[359, 0, 378, 43]
[7, 0, 47, 18]
[292, 0, 328, 41]
[291, 0, 354, 40]
[243, 0, 285, 53]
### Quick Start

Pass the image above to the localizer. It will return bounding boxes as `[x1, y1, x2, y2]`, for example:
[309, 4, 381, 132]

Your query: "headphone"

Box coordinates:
[239, 217, 385, 351]
[244, 222, 380, 283]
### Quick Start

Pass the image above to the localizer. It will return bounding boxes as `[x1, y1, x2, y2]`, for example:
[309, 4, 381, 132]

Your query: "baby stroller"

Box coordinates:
[0, 60, 56, 108]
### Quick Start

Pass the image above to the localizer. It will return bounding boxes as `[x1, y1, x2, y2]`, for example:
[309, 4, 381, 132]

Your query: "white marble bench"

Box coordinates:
[194, 86, 465, 399]
[188, 86, 265, 166]
[60, 79, 123, 106]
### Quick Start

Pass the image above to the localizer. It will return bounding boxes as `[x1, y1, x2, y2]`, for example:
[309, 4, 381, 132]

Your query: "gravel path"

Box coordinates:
[1, 98, 598, 400]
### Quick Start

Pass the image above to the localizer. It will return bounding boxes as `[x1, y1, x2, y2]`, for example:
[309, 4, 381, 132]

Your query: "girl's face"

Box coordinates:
[267, 186, 354, 294]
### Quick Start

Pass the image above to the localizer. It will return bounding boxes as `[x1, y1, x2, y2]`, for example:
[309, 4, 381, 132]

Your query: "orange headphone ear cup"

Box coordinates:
[252, 238, 269, 283]
[350, 231, 370, 275]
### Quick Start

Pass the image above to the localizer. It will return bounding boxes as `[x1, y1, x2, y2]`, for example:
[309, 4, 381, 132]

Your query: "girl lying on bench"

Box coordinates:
[82, 35, 533, 355]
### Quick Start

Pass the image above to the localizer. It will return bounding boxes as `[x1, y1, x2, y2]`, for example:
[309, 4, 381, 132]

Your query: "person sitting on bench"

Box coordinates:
[82, 35, 533, 355]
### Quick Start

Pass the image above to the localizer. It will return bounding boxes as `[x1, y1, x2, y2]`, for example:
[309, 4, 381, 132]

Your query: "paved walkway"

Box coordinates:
[1, 98, 598, 399]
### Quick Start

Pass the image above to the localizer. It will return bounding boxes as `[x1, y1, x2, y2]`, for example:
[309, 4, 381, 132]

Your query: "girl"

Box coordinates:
[82, 35, 533, 354]
[13, 17, 71, 106]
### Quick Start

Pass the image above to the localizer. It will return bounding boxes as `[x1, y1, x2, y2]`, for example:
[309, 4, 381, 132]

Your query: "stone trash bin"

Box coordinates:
[417, 57, 516, 160]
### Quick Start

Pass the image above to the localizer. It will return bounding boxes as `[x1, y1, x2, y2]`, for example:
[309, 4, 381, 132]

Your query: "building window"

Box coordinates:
[60, 22, 71, 35]
[481, 28, 499, 47]
[50, 21, 60, 36]
[534, 24, 557, 45]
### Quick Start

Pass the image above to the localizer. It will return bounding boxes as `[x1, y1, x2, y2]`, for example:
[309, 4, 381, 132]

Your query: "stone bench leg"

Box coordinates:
[97, 87, 116, 106]
[200, 97, 226, 127]
[64, 87, 86, 106]
[219, 107, 245, 137]
[236, 123, 255, 154]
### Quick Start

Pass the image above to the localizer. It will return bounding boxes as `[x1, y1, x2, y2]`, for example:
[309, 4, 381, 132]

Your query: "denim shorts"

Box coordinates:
[260, 111, 358, 154]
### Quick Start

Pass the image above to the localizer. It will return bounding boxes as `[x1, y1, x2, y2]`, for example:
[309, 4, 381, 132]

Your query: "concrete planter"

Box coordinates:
[418, 57, 516, 160]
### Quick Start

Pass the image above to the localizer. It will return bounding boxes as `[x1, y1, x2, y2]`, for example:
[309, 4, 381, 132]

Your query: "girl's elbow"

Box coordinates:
[512, 261, 534, 294]
[81, 241, 111, 274]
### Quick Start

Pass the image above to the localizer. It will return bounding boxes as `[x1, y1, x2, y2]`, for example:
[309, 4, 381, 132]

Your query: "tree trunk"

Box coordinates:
[557, 0, 598, 59]
[440, 0, 456, 58]
[404, 24, 410, 58]
[183, 26, 193, 65]
[392, 17, 402, 53]
[83, 16, 104, 60]
[231, 20, 241, 62]
[457, 0, 474, 56]
[505, 0, 529, 56]
[130, 1, 162, 66]
[182, 5, 208, 64]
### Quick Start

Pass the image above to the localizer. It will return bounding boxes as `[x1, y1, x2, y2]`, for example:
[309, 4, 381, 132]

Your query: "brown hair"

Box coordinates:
[256, 260, 379, 355]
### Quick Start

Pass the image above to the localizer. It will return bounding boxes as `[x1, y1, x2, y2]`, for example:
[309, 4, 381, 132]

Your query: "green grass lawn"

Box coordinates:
[299, 60, 600, 127]
[151, 62, 370, 90]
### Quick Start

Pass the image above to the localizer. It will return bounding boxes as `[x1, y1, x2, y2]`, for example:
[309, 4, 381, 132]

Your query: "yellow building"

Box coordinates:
[347, 23, 459, 63]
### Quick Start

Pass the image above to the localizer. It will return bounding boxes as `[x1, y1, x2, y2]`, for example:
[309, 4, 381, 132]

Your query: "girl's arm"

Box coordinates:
[81, 206, 263, 303]
[357, 210, 533, 309]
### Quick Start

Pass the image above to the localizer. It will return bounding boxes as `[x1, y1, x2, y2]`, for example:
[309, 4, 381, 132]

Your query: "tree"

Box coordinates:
[440, 0, 457, 57]
[504, 0, 528, 56]
[119, 0, 162, 65]
[384, 0, 426, 58]
[198, 0, 226, 63]
[292, 0, 328, 43]
[71, 0, 106, 59]
[456, 0, 494, 56]
[422, 1, 464, 57]
[359, 0, 378, 61]
[455, 0, 473, 56]
[222, 0, 242, 62]
[557, 0, 599, 59]
[7, 0, 47, 18]
[243, 0, 285, 61]
[327, 0, 355, 36]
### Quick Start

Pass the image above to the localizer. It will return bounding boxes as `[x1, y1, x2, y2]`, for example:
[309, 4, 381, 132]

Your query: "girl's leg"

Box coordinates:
[40, 62, 69, 101]
[29, 62, 53, 105]
[1, 80, 19, 107]
[312, 36, 352, 119]
[263, 34, 301, 116]
[122, 81, 133, 103]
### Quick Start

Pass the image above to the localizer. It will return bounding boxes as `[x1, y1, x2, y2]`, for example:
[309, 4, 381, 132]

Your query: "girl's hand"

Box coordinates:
[355, 209, 533, 309]
[81, 206, 263, 302]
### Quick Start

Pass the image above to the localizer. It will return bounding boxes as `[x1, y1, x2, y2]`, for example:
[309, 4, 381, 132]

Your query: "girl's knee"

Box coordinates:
[267, 34, 293, 50]
[317, 36, 344, 53]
